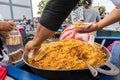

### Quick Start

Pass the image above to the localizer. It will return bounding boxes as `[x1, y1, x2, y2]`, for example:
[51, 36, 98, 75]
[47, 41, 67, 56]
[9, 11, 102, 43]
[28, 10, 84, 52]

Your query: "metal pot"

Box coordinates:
[23, 44, 120, 80]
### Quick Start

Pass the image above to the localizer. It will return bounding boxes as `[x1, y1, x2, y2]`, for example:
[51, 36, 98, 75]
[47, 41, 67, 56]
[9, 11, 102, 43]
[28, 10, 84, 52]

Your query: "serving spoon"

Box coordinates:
[100, 39, 106, 49]
[79, 53, 98, 77]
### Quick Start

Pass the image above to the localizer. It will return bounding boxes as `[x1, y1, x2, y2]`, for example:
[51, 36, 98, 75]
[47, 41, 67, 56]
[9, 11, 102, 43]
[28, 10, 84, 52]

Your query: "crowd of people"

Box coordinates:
[62, 2, 108, 32]
[14, 16, 39, 32]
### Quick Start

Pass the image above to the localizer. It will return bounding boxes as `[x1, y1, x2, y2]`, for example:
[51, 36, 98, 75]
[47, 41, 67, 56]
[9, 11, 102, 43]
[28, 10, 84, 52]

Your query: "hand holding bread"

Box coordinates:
[8, 20, 17, 29]
[0, 20, 16, 38]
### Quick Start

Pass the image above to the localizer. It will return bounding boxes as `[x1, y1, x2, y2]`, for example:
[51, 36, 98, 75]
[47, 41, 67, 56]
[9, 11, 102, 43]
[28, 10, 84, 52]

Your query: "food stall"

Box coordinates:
[0, 21, 120, 80]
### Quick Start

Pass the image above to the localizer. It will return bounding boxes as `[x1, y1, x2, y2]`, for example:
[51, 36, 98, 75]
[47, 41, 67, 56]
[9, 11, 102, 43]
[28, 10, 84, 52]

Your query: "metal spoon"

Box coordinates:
[88, 35, 95, 45]
[79, 53, 98, 77]
[100, 39, 106, 49]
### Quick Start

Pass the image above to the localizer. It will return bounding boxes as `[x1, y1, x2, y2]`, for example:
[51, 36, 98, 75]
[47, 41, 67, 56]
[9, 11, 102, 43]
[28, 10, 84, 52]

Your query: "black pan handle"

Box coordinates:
[95, 62, 120, 76]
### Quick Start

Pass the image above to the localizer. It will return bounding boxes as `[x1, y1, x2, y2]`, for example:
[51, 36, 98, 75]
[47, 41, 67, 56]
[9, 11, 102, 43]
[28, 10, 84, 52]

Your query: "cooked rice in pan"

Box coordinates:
[27, 39, 107, 70]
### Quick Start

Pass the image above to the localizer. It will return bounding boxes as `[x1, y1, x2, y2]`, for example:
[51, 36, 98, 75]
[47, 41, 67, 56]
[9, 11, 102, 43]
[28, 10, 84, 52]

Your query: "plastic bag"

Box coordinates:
[60, 26, 91, 41]
[0, 49, 9, 67]
[6, 29, 22, 45]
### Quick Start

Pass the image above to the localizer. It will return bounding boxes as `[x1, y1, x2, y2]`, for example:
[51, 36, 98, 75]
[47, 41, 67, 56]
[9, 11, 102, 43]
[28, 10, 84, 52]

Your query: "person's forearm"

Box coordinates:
[97, 8, 120, 29]
[33, 23, 55, 47]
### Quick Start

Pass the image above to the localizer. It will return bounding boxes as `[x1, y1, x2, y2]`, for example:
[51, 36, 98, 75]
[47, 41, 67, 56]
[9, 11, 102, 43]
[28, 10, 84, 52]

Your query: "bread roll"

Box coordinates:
[6, 35, 22, 45]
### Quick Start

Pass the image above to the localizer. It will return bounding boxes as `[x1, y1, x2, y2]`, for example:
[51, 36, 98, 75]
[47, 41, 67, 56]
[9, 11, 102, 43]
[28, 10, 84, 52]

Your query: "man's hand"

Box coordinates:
[0, 21, 16, 38]
[25, 40, 41, 54]
[0, 21, 14, 31]
[75, 23, 99, 33]
[8, 20, 16, 29]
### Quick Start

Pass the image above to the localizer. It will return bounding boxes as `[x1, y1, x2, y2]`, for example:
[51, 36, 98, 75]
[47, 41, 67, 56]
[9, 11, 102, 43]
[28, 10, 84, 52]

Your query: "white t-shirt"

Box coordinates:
[111, 0, 120, 8]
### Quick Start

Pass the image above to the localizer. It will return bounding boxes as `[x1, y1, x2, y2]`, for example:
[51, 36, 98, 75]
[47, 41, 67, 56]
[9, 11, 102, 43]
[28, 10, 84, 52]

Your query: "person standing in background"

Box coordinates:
[98, 7, 105, 19]
[82, 0, 101, 36]
[82, 0, 101, 23]
[23, 15, 27, 21]
[70, 0, 101, 23]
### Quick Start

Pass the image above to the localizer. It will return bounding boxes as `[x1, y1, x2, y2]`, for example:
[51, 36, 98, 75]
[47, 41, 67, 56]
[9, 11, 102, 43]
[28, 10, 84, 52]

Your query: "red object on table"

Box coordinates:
[0, 67, 7, 80]
[18, 28, 23, 35]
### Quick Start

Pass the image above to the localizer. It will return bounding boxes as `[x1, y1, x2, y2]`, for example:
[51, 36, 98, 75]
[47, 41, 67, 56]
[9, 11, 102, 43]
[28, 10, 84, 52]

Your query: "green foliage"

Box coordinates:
[93, 6, 106, 12]
[93, 6, 100, 9]
[99, 6, 106, 12]
[37, 0, 48, 15]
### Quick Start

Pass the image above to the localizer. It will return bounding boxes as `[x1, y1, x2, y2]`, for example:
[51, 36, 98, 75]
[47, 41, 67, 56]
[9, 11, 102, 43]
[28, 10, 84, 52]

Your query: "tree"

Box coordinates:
[94, 6, 106, 12]
[37, 0, 48, 15]
[37, 0, 84, 13]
